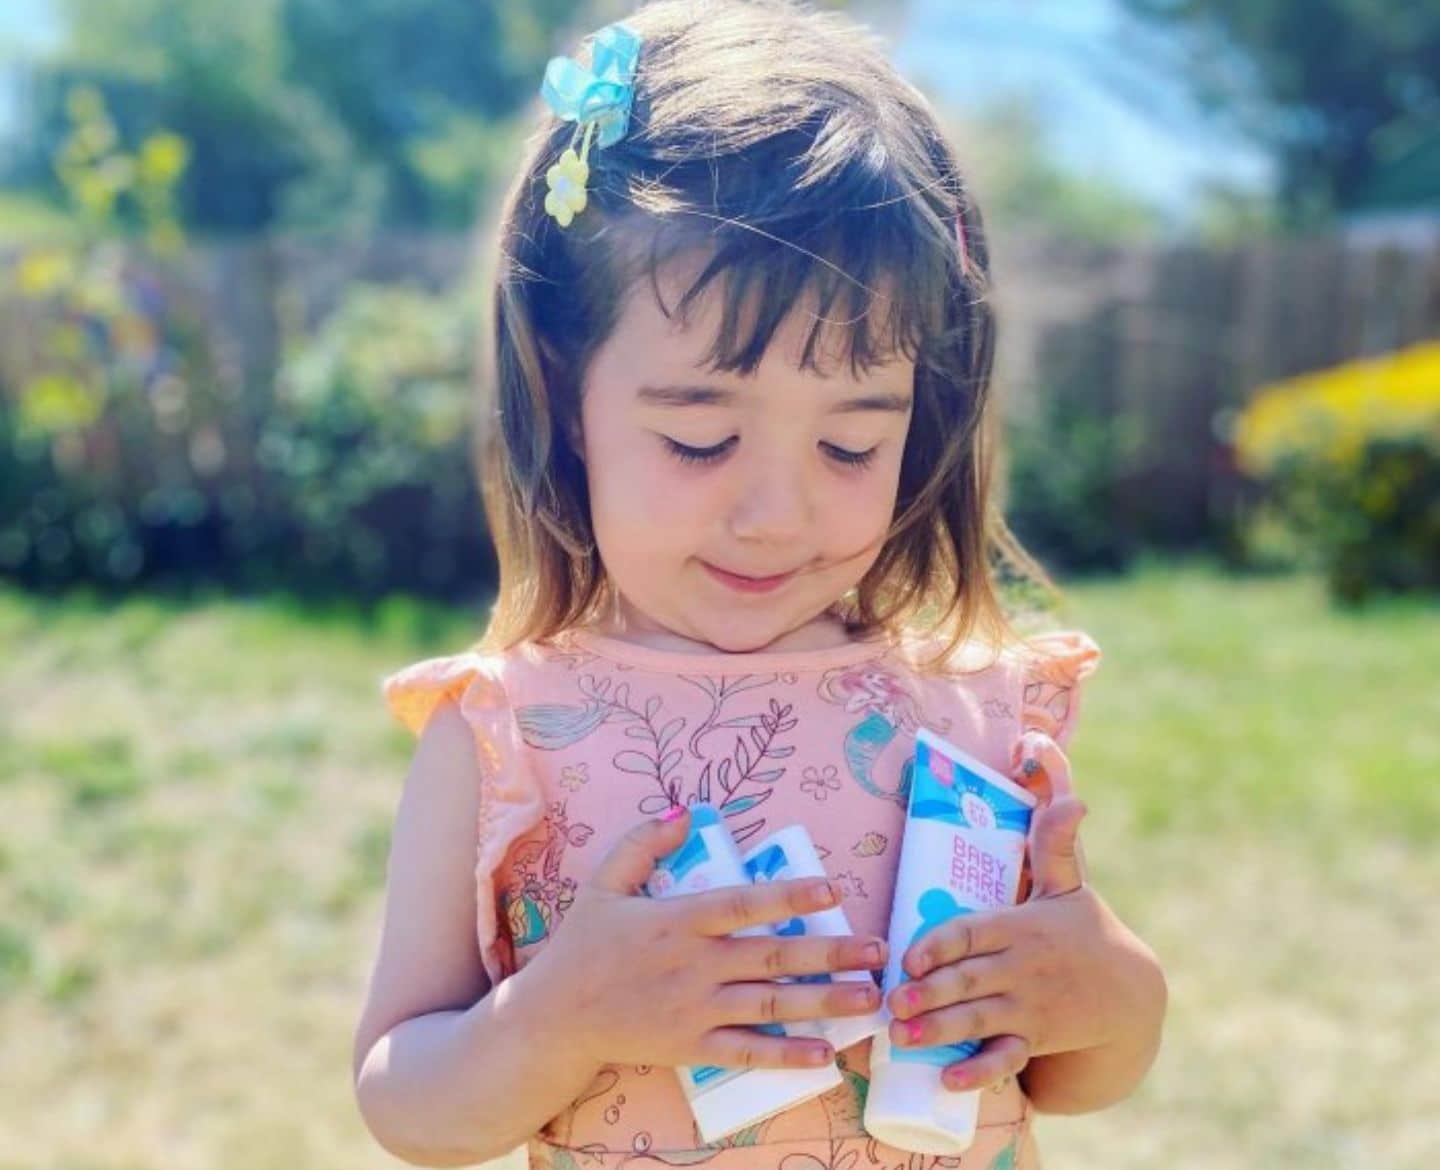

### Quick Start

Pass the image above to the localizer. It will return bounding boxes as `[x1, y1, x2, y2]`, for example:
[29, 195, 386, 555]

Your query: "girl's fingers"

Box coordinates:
[685, 876, 843, 937]
[941, 1034, 1033, 1092]
[888, 954, 1004, 1020]
[902, 911, 1007, 978]
[714, 978, 881, 1026]
[887, 993, 1013, 1051]
[1027, 795, 1088, 899]
[699, 1026, 835, 1071]
[589, 808, 693, 894]
[720, 932, 887, 981]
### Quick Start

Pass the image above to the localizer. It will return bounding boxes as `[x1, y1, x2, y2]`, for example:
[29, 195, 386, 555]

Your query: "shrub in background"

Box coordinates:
[0, 87, 494, 600]
[1234, 342, 1440, 604]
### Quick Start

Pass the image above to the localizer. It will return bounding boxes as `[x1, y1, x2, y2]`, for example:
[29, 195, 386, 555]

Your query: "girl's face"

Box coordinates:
[578, 256, 915, 654]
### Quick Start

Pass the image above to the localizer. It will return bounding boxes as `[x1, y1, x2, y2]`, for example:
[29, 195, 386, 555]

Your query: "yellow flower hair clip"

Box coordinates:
[538, 22, 642, 228]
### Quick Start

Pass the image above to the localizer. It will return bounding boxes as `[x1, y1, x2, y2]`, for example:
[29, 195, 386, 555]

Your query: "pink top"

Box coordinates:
[382, 624, 1101, 1170]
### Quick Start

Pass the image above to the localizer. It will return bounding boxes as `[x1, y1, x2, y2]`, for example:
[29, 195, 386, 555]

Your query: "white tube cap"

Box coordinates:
[864, 1032, 980, 1155]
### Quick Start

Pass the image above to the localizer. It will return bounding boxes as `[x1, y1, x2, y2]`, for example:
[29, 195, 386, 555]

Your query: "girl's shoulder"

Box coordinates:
[381, 645, 510, 739]
[891, 626, 1102, 746]
[380, 633, 597, 735]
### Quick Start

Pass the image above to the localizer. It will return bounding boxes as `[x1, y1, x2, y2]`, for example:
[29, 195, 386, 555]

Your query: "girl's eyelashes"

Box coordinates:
[822, 443, 880, 469]
[661, 436, 879, 470]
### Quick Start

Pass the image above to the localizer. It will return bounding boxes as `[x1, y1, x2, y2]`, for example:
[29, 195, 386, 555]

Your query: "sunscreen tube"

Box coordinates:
[644, 804, 842, 1142]
[741, 825, 885, 1053]
[864, 730, 1037, 1155]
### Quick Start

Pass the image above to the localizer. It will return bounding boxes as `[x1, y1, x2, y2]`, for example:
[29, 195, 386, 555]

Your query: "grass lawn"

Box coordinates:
[0, 558, 1435, 1169]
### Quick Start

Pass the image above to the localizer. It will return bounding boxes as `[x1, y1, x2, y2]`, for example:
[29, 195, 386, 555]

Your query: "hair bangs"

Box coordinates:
[608, 118, 958, 381]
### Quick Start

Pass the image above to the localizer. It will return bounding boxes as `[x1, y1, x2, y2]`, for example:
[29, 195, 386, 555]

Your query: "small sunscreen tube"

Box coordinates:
[741, 824, 885, 1053]
[645, 803, 841, 1142]
[864, 730, 1037, 1155]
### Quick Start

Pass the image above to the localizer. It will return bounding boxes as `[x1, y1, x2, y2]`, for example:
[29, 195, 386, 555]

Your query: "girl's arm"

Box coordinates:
[353, 700, 598, 1166]
[355, 970, 599, 1166]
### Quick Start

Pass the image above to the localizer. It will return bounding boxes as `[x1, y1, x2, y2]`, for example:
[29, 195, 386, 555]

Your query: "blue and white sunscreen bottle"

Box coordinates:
[864, 730, 1038, 1155]
[644, 803, 842, 1142]
[742, 824, 885, 1053]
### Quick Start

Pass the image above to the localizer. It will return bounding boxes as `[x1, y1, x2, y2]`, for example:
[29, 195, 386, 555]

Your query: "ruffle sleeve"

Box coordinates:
[381, 652, 545, 986]
[1008, 630, 1101, 901]
[1017, 629, 1101, 746]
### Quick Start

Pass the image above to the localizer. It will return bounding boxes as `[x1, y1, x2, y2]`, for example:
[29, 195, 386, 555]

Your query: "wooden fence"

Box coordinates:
[3, 229, 1437, 587]
[989, 232, 1440, 550]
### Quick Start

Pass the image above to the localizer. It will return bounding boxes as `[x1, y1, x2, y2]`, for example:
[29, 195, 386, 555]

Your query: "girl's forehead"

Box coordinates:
[591, 250, 915, 396]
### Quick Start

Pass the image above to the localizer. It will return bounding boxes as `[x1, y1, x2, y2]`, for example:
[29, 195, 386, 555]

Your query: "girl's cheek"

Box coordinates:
[637, 459, 721, 520]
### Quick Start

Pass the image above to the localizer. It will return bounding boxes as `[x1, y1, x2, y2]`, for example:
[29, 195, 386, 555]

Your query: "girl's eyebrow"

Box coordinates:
[636, 384, 912, 414]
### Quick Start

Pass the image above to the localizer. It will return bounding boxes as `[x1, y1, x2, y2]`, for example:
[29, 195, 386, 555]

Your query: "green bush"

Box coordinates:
[1004, 310, 1145, 573]
[0, 85, 496, 600]
[0, 272, 493, 598]
[253, 280, 492, 594]
[1234, 342, 1440, 603]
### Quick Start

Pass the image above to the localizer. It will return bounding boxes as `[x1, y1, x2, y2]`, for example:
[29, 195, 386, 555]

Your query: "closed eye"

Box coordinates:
[662, 436, 879, 469]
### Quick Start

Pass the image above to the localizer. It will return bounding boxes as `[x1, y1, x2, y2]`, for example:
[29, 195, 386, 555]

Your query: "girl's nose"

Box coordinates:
[728, 459, 814, 545]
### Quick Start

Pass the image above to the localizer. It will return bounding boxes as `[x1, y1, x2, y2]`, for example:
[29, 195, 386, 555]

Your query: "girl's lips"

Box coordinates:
[703, 561, 796, 593]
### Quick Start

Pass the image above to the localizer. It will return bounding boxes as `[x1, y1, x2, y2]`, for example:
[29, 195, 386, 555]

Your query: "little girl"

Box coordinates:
[354, 3, 1167, 1168]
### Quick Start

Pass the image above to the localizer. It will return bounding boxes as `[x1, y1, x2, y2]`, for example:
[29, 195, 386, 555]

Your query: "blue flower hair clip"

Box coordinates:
[539, 22, 643, 228]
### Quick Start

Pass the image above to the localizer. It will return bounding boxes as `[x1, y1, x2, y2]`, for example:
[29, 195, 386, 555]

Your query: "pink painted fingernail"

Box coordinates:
[904, 1020, 923, 1044]
[659, 805, 685, 823]
[904, 986, 921, 1012]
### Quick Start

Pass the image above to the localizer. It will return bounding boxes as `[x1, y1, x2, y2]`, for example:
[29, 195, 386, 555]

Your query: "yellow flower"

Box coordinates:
[16, 250, 75, 298]
[1235, 342, 1440, 476]
[544, 147, 590, 228]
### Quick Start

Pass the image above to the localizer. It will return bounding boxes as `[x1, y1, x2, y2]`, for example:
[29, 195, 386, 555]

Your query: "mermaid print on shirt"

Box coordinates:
[817, 661, 926, 808]
[498, 799, 595, 945]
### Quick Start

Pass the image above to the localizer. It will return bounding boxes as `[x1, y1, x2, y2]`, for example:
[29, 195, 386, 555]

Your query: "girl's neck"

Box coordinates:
[588, 599, 865, 656]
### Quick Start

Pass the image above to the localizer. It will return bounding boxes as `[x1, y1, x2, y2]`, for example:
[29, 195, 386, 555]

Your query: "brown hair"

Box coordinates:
[475, 0, 1060, 671]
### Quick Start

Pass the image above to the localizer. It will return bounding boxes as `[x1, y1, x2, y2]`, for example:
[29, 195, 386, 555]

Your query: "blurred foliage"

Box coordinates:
[1004, 306, 1147, 573]
[1006, 396, 1145, 575]
[3, 0, 616, 232]
[1234, 342, 1440, 603]
[0, 264, 492, 596]
[0, 85, 492, 596]
[1121, 0, 1440, 224]
[1, 0, 892, 234]
[0, 84, 194, 585]
[958, 100, 1165, 243]
[255, 279, 490, 593]
[47, 85, 189, 249]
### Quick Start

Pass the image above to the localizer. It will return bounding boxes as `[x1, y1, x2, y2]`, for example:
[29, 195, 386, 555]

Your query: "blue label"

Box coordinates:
[889, 898, 981, 1067]
[654, 803, 722, 884]
[743, 842, 788, 882]
[910, 740, 1032, 834]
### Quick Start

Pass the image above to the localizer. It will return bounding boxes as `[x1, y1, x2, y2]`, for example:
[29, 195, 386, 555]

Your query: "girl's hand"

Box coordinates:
[884, 796, 1128, 1091]
[525, 808, 889, 1072]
